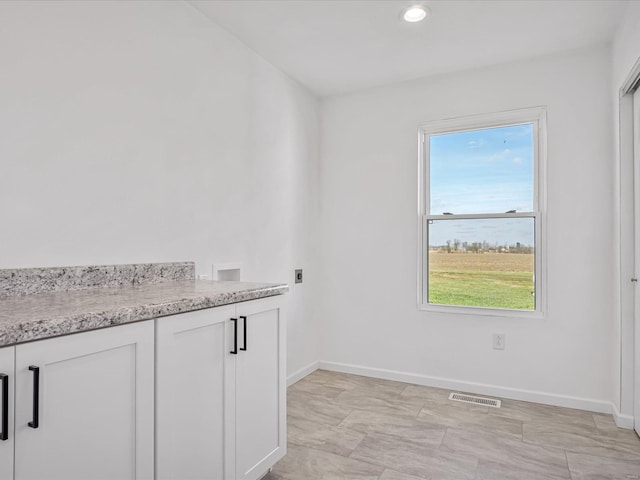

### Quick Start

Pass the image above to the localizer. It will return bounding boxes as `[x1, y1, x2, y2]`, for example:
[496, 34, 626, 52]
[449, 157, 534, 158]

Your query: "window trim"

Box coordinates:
[417, 107, 547, 318]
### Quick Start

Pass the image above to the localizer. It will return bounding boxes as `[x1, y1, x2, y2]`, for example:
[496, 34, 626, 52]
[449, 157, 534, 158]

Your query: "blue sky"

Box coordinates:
[428, 124, 534, 246]
[430, 124, 533, 214]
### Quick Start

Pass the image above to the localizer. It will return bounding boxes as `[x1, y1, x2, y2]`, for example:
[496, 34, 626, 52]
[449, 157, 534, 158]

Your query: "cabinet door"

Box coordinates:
[235, 297, 286, 480]
[156, 306, 236, 480]
[0, 346, 14, 480]
[14, 322, 154, 480]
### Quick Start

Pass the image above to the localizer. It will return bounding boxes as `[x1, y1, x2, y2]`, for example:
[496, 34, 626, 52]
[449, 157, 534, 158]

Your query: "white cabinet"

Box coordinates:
[14, 321, 155, 480]
[156, 296, 286, 480]
[1, 294, 285, 480]
[0, 346, 14, 480]
[155, 305, 235, 480]
[235, 297, 286, 480]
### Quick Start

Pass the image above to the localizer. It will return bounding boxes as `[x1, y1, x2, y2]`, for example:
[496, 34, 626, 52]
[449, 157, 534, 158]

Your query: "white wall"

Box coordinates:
[612, 0, 640, 420]
[0, 1, 626, 411]
[319, 46, 614, 410]
[0, 1, 320, 378]
[613, 1, 640, 86]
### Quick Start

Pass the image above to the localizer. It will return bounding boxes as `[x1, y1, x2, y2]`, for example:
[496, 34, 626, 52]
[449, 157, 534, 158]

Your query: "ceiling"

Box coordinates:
[190, 0, 628, 97]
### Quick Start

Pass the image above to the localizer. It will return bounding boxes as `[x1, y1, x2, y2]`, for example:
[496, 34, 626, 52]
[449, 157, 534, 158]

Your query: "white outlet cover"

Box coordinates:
[493, 333, 505, 350]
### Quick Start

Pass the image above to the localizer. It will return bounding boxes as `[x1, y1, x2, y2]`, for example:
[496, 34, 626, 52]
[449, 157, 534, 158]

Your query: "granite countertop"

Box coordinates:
[0, 262, 288, 347]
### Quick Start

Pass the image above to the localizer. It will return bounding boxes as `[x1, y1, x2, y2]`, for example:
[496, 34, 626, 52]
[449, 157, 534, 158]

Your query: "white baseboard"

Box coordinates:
[319, 360, 624, 419]
[611, 403, 635, 429]
[288, 360, 637, 429]
[287, 360, 320, 387]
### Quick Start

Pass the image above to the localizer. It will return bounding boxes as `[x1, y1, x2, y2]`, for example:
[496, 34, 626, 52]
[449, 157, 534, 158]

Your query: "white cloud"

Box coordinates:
[467, 139, 486, 149]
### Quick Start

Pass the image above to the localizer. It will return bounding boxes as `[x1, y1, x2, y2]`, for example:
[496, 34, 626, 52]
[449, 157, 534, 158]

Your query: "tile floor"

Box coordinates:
[264, 370, 640, 480]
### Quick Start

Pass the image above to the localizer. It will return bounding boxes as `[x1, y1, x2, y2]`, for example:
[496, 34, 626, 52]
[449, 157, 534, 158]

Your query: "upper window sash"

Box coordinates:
[418, 107, 545, 218]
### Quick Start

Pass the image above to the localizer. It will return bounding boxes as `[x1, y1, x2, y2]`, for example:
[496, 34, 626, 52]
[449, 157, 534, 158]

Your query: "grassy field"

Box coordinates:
[428, 252, 535, 310]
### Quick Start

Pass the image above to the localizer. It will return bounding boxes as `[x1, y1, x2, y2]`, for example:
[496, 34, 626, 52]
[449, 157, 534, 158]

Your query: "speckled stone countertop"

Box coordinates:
[0, 278, 288, 348]
[0, 261, 197, 297]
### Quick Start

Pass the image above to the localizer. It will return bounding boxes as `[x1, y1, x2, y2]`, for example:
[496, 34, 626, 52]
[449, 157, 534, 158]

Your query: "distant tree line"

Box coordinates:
[432, 240, 534, 254]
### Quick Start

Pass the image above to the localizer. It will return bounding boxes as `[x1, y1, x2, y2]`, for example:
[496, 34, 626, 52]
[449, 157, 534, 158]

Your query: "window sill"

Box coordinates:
[417, 303, 545, 320]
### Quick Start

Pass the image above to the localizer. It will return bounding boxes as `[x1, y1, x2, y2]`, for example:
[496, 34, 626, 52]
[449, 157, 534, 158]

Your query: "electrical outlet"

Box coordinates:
[493, 333, 505, 350]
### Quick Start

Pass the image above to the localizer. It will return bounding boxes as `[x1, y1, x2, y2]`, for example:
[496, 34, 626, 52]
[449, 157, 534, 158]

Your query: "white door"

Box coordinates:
[235, 297, 286, 480]
[635, 88, 640, 436]
[0, 346, 14, 480]
[155, 306, 236, 480]
[14, 322, 155, 480]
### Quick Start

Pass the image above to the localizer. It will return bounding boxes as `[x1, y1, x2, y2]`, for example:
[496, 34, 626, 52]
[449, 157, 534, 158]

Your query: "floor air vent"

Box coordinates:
[449, 392, 501, 408]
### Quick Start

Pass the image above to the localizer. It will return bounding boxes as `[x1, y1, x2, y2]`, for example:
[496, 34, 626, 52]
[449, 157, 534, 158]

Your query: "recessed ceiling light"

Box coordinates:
[402, 5, 429, 23]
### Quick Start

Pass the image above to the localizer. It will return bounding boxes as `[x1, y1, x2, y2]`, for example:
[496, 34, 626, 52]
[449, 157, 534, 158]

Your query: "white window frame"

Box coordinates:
[417, 107, 547, 318]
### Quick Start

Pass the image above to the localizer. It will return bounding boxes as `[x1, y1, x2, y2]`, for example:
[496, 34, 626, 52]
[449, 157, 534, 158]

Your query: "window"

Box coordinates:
[418, 108, 546, 316]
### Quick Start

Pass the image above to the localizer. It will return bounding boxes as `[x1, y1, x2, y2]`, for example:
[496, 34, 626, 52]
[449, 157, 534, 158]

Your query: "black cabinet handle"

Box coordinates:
[0, 373, 7, 441]
[230, 318, 238, 355]
[240, 316, 247, 351]
[28, 366, 39, 429]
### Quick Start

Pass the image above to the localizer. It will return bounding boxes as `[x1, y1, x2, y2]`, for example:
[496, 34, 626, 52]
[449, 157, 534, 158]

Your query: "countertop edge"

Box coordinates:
[0, 284, 288, 348]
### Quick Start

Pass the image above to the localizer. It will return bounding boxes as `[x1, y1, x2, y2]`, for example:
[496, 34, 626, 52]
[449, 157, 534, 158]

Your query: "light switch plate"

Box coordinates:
[295, 269, 303, 284]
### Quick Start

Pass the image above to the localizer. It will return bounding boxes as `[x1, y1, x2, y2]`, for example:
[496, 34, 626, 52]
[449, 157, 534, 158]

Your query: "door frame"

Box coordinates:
[634, 88, 640, 435]
[620, 55, 640, 434]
